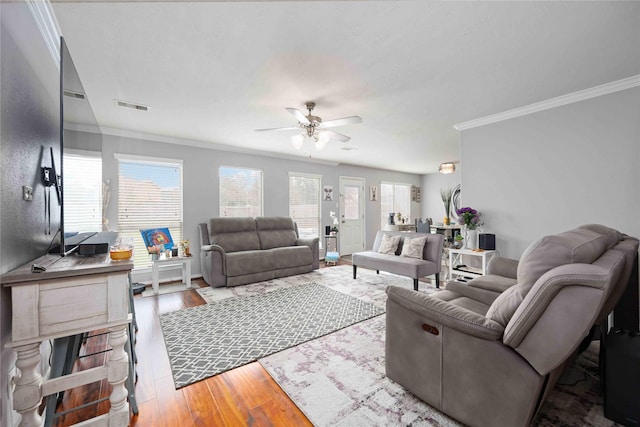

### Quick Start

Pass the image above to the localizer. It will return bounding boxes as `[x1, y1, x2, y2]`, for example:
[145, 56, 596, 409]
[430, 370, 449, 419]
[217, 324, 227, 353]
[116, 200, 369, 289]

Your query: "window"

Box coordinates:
[63, 150, 102, 233]
[381, 182, 411, 228]
[116, 154, 183, 269]
[289, 173, 321, 240]
[219, 166, 263, 217]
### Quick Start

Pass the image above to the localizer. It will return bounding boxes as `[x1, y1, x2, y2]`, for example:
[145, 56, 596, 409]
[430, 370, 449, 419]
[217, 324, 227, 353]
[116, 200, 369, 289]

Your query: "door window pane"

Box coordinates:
[344, 186, 359, 220]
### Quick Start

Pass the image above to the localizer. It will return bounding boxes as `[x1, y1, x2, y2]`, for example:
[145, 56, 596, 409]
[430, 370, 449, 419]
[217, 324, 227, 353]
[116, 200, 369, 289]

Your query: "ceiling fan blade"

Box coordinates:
[319, 116, 362, 128]
[322, 130, 351, 142]
[285, 107, 311, 125]
[255, 126, 300, 132]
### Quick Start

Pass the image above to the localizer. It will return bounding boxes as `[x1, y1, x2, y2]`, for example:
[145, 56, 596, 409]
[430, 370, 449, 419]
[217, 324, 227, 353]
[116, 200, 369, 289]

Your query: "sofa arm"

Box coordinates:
[386, 286, 504, 340]
[297, 237, 320, 270]
[487, 256, 519, 279]
[200, 244, 227, 287]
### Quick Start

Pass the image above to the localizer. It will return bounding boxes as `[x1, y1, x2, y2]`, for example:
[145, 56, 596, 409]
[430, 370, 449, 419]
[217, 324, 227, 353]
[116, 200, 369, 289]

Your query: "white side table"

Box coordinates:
[448, 248, 496, 281]
[151, 255, 192, 293]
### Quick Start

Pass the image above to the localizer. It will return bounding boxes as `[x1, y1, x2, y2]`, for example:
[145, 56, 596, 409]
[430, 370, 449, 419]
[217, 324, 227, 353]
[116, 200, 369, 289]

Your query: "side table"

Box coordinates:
[324, 234, 339, 266]
[151, 255, 192, 293]
[448, 248, 496, 282]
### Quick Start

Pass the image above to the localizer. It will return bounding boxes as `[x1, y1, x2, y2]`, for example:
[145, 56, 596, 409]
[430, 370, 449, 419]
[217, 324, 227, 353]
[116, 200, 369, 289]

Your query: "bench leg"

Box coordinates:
[435, 273, 440, 289]
[413, 279, 419, 291]
[376, 270, 379, 274]
[353, 265, 357, 279]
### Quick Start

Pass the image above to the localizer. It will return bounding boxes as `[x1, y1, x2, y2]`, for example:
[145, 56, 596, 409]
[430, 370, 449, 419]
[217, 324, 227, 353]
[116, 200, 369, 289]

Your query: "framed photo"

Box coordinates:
[140, 227, 174, 253]
[369, 185, 378, 201]
[323, 185, 334, 201]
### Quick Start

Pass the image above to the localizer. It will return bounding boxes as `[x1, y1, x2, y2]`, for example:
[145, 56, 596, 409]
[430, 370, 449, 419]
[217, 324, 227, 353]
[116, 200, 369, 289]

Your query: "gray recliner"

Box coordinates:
[385, 225, 639, 427]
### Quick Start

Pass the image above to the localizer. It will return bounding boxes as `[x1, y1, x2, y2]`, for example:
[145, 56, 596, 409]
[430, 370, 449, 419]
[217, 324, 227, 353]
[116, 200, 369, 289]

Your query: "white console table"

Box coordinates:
[449, 248, 496, 281]
[151, 255, 192, 294]
[1, 254, 133, 427]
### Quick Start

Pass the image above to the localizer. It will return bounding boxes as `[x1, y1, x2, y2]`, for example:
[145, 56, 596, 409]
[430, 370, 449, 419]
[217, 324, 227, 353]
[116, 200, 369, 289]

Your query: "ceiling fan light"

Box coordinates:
[291, 134, 304, 150]
[439, 162, 456, 174]
[315, 132, 330, 150]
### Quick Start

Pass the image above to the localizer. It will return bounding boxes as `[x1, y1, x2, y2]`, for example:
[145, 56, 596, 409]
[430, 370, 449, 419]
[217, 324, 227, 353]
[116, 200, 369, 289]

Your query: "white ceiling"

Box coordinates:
[52, 1, 640, 174]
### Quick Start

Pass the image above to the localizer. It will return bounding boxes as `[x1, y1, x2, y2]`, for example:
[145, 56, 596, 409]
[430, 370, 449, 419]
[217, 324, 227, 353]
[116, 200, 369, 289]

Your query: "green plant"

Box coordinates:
[455, 234, 463, 242]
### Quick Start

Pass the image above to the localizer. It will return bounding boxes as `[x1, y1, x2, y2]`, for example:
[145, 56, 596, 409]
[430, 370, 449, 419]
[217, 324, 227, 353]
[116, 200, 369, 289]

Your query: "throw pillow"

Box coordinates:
[400, 235, 428, 259]
[378, 234, 401, 255]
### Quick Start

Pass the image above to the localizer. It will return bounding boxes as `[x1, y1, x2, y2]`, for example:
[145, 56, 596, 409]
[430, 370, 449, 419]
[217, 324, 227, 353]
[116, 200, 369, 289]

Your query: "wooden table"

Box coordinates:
[1, 254, 133, 427]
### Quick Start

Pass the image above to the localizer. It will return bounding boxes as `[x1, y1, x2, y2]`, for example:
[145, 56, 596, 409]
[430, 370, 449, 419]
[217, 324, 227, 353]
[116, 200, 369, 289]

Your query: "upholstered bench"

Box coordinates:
[352, 231, 445, 290]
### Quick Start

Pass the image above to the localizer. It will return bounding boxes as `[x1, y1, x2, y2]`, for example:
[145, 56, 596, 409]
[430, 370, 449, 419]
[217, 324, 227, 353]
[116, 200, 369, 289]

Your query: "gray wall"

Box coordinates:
[1, 2, 61, 425]
[65, 130, 423, 281]
[460, 87, 640, 258]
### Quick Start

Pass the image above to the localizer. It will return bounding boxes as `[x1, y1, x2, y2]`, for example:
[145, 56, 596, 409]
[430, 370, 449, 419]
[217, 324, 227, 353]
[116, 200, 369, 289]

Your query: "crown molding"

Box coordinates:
[453, 75, 640, 131]
[27, 0, 61, 68]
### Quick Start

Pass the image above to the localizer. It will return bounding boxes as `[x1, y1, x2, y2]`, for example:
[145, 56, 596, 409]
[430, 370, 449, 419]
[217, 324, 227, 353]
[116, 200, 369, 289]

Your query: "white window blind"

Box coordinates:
[63, 150, 102, 233]
[381, 182, 411, 228]
[117, 155, 183, 269]
[289, 173, 321, 241]
[219, 166, 263, 217]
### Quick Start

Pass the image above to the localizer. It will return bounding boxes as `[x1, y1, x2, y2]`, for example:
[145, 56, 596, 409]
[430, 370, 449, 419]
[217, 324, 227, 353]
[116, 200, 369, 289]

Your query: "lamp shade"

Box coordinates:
[315, 132, 331, 150]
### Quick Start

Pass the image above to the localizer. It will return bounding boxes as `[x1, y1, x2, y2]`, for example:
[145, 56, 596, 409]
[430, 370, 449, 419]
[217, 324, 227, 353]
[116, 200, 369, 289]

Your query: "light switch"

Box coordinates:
[23, 185, 33, 201]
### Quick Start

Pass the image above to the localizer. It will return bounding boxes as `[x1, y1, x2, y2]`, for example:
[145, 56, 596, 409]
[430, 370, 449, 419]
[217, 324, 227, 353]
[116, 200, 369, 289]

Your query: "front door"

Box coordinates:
[339, 177, 365, 255]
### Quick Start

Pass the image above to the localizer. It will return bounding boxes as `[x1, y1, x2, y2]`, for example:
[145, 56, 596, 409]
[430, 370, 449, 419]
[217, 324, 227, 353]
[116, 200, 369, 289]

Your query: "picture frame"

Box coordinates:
[323, 185, 334, 201]
[369, 185, 378, 201]
[140, 227, 174, 253]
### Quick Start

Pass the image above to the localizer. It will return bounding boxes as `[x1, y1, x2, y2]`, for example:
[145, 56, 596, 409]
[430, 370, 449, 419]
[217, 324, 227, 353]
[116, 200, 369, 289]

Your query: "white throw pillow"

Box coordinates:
[378, 234, 401, 255]
[400, 235, 428, 259]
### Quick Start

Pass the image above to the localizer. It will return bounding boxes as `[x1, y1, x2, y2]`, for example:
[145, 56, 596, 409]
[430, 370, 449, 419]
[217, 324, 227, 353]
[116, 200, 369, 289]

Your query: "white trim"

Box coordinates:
[454, 75, 640, 131]
[27, 0, 61, 68]
[114, 153, 183, 167]
[64, 148, 101, 158]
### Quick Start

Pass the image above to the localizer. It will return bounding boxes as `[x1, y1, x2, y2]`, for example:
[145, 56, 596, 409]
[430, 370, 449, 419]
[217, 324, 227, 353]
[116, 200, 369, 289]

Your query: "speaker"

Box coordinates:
[325, 226, 331, 236]
[478, 233, 495, 250]
[603, 330, 640, 425]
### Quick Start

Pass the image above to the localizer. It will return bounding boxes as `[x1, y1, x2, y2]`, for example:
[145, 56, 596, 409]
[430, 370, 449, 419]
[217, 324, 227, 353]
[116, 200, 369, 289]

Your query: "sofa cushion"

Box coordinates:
[271, 246, 312, 269]
[400, 235, 428, 259]
[255, 217, 297, 249]
[468, 274, 517, 294]
[378, 234, 401, 255]
[226, 250, 274, 276]
[209, 217, 261, 252]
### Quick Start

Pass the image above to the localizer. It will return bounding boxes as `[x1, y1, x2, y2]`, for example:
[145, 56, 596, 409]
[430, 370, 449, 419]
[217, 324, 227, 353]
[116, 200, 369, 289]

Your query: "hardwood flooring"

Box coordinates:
[51, 277, 313, 427]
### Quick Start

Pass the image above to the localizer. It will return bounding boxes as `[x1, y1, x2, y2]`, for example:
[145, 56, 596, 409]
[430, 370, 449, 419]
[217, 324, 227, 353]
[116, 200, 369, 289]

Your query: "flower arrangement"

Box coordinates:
[440, 188, 453, 224]
[179, 240, 191, 257]
[147, 245, 162, 254]
[456, 207, 482, 230]
[329, 211, 339, 233]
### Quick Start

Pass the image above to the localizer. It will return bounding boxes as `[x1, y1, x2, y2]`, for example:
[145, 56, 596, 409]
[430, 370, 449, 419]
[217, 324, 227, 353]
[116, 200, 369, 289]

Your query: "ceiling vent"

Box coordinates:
[114, 99, 149, 111]
[63, 90, 85, 100]
[340, 146, 358, 151]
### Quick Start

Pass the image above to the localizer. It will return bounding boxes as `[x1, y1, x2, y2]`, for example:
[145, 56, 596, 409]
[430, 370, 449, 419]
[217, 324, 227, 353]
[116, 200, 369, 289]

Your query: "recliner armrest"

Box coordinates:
[296, 237, 320, 270]
[386, 286, 504, 340]
[487, 256, 519, 279]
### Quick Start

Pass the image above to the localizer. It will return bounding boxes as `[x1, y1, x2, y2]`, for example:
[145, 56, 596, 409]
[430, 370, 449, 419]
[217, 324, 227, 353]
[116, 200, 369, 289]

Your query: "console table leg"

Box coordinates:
[14, 343, 43, 427]
[107, 326, 130, 426]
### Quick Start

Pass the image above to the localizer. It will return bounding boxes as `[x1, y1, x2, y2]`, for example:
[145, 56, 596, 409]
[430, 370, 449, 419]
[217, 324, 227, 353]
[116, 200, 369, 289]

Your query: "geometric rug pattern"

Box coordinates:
[160, 282, 385, 388]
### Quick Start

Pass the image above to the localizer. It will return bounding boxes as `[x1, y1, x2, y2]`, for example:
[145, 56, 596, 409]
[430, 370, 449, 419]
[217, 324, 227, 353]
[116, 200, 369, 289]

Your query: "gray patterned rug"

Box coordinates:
[160, 282, 385, 388]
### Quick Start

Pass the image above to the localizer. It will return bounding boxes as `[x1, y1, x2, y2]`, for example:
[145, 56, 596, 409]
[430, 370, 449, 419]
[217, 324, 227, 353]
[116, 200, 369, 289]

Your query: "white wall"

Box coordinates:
[460, 87, 640, 258]
[66, 130, 423, 281]
[421, 169, 461, 223]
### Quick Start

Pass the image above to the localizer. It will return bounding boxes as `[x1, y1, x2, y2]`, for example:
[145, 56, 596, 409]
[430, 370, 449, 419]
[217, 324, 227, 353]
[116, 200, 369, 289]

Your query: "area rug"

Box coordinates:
[159, 282, 385, 388]
[260, 316, 613, 427]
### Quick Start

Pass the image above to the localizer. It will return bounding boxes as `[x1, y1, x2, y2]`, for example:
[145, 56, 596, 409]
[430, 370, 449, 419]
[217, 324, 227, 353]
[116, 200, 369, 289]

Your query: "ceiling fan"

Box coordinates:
[255, 102, 363, 150]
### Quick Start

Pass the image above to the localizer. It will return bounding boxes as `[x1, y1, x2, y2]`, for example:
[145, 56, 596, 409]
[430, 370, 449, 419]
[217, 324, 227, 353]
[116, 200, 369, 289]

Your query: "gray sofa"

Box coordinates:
[352, 231, 445, 290]
[385, 224, 639, 427]
[198, 217, 319, 287]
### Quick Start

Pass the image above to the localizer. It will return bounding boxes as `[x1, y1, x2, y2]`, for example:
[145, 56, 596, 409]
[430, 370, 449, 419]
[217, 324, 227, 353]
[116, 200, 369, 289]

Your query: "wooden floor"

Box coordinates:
[51, 277, 313, 427]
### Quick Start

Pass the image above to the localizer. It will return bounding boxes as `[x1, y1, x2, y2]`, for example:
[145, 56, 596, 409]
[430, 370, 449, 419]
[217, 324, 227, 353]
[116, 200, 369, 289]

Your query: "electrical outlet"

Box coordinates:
[22, 186, 33, 201]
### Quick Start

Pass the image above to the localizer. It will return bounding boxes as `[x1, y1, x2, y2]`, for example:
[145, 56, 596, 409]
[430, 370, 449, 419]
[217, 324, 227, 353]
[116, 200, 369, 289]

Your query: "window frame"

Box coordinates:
[63, 148, 103, 234]
[219, 165, 264, 218]
[380, 181, 412, 228]
[288, 172, 322, 243]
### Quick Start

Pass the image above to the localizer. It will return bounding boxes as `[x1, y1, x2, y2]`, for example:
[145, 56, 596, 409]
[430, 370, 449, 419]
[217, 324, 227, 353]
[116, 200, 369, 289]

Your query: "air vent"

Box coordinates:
[63, 90, 86, 100]
[114, 99, 149, 111]
[340, 146, 358, 151]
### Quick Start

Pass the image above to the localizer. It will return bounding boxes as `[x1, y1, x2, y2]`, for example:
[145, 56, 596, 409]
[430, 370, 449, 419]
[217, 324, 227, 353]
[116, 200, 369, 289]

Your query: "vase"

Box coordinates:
[464, 227, 478, 250]
[443, 217, 450, 226]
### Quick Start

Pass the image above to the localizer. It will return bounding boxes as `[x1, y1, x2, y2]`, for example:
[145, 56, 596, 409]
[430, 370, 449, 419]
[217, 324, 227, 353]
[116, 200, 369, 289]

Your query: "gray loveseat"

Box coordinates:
[385, 224, 639, 427]
[198, 217, 319, 287]
[352, 231, 445, 290]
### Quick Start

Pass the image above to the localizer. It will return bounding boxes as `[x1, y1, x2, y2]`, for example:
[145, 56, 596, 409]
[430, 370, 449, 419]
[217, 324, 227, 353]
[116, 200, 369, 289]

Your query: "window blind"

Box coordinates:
[63, 151, 102, 233]
[219, 166, 263, 217]
[289, 173, 321, 241]
[117, 156, 183, 269]
[381, 182, 411, 228]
